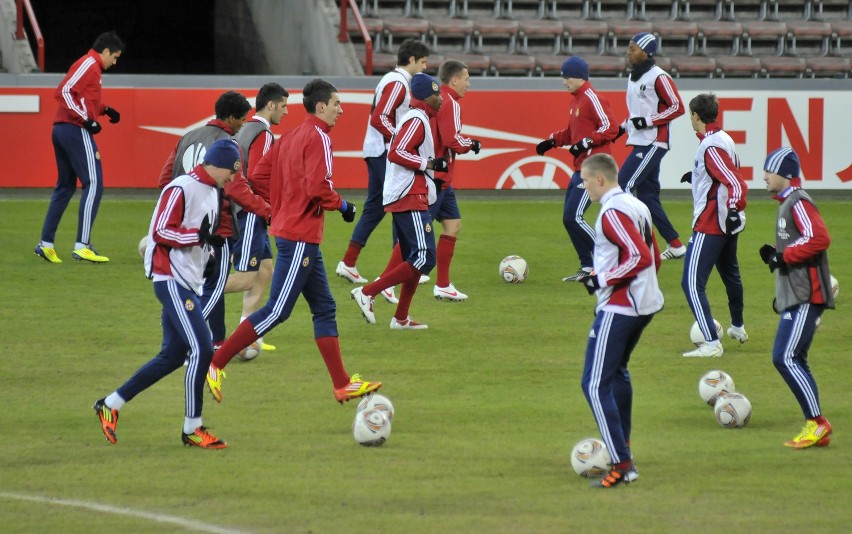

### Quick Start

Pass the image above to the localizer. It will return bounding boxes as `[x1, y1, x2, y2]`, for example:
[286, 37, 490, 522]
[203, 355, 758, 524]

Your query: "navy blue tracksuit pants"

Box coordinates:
[41, 123, 104, 245]
[562, 170, 594, 270]
[350, 154, 391, 248]
[773, 303, 825, 419]
[618, 145, 680, 244]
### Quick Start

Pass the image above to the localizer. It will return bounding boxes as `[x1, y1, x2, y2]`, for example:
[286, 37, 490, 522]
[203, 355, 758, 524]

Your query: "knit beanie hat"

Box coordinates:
[560, 56, 589, 80]
[632, 32, 658, 57]
[764, 147, 800, 179]
[203, 139, 241, 172]
[411, 73, 441, 100]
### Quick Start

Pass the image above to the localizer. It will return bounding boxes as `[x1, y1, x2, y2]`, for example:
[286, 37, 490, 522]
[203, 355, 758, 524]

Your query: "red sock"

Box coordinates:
[812, 415, 828, 425]
[614, 459, 632, 471]
[436, 234, 456, 288]
[394, 270, 420, 321]
[379, 242, 403, 278]
[341, 241, 363, 268]
[316, 336, 349, 389]
[669, 238, 683, 248]
[212, 320, 260, 368]
[364, 261, 418, 297]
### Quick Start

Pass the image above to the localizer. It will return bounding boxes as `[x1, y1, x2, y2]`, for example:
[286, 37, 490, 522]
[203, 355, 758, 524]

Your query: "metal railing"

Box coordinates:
[338, 0, 373, 75]
[15, 0, 44, 72]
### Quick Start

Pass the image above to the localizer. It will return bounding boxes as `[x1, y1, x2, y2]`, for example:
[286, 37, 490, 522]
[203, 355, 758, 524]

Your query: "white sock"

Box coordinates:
[184, 417, 202, 435]
[706, 340, 721, 347]
[75, 242, 86, 250]
[40, 241, 55, 249]
[105, 392, 125, 410]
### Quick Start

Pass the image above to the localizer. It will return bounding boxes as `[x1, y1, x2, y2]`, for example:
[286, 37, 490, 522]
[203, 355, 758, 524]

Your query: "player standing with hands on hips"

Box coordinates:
[535, 56, 619, 282]
[205, 79, 381, 405]
[573, 153, 663, 488]
[681, 94, 749, 358]
[760, 147, 834, 448]
[35, 31, 124, 264]
[93, 139, 241, 449]
[619, 33, 687, 260]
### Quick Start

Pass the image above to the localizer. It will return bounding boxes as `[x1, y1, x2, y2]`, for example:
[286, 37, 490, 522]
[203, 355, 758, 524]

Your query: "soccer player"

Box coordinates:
[619, 32, 687, 260]
[336, 39, 430, 288]
[535, 56, 619, 282]
[573, 153, 663, 488]
[205, 79, 381, 404]
[93, 139, 241, 449]
[226, 83, 289, 355]
[681, 94, 749, 358]
[350, 73, 444, 330]
[158, 91, 271, 349]
[35, 31, 124, 264]
[760, 147, 834, 448]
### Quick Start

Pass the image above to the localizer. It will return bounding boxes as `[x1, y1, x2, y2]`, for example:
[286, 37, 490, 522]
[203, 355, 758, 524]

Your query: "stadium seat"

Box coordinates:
[586, 0, 642, 20]
[347, 13, 386, 51]
[634, 0, 679, 21]
[563, 19, 608, 55]
[534, 54, 569, 75]
[489, 53, 537, 75]
[497, 0, 558, 19]
[714, 56, 762, 77]
[423, 54, 445, 73]
[697, 21, 742, 55]
[831, 20, 852, 54]
[383, 17, 430, 50]
[519, 19, 564, 54]
[786, 20, 833, 56]
[741, 21, 786, 57]
[359, 51, 399, 74]
[473, 18, 520, 53]
[760, 56, 807, 77]
[670, 55, 717, 77]
[586, 55, 628, 77]
[805, 56, 851, 77]
[429, 18, 475, 53]
[652, 20, 699, 56]
[652, 55, 672, 72]
[677, 0, 731, 21]
[444, 53, 493, 75]
[608, 20, 654, 53]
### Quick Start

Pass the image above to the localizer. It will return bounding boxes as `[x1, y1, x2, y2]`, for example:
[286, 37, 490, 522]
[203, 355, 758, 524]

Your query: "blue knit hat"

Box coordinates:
[632, 32, 658, 57]
[411, 73, 441, 100]
[203, 139, 241, 172]
[764, 147, 800, 179]
[560, 56, 589, 80]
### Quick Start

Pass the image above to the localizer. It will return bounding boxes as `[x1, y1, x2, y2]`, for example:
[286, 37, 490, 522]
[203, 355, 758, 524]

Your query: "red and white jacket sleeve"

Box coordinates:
[649, 74, 685, 126]
[369, 81, 406, 143]
[437, 99, 473, 155]
[597, 209, 654, 287]
[305, 130, 344, 211]
[783, 199, 831, 264]
[225, 171, 271, 220]
[248, 138, 274, 203]
[388, 118, 428, 171]
[152, 188, 201, 248]
[705, 146, 747, 210]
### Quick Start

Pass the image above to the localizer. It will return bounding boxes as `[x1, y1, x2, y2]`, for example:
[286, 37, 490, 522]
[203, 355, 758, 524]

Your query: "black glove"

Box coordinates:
[203, 256, 217, 279]
[432, 178, 445, 191]
[536, 139, 556, 156]
[614, 125, 626, 141]
[104, 106, 121, 124]
[759, 244, 785, 273]
[568, 137, 593, 157]
[83, 118, 102, 135]
[680, 172, 692, 184]
[470, 139, 481, 154]
[198, 215, 226, 247]
[431, 158, 449, 173]
[725, 208, 742, 235]
[576, 272, 600, 295]
[630, 117, 648, 130]
[340, 200, 357, 223]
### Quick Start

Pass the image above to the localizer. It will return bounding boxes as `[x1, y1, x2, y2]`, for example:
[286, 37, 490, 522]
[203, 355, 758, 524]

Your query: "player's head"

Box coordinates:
[627, 32, 657, 65]
[560, 56, 588, 92]
[689, 93, 718, 132]
[303, 78, 342, 127]
[215, 91, 252, 134]
[256, 83, 290, 125]
[92, 31, 124, 69]
[580, 154, 619, 202]
[764, 147, 801, 193]
[439, 59, 470, 97]
[411, 73, 442, 112]
[397, 39, 430, 74]
[203, 139, 241, 187]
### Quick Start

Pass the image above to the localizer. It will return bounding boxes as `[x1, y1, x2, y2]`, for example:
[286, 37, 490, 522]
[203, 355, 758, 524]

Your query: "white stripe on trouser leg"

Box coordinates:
[686, 233, 714, 340]
[410, 211, 427, 271]
[80, 129, 99, 244]
[202, 244, 231, 319]
[256, 241, 305, 333]
[782, 304, 820, 414]
[587, 312, 623, 464]
[167, 280, 201, 418]
[625, 145, 658, 192]
[576, 188, 595, 240]
[237, 213, 257, 271]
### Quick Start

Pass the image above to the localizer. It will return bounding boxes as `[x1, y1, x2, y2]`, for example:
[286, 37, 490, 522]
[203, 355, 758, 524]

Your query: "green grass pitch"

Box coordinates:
[1, 191, 851, 533]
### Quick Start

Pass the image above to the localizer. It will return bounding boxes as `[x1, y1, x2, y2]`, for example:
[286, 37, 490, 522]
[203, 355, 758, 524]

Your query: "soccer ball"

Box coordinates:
[698, 370, 735, 406]
[714, 392, 752, 428]
[352, 408, 391, 446]
[500, 255, 528, 284]
[570, 438, 611, 478]
[236, 340, 261, 362]
[138, 235, 149, 257]
[689, 319, 722, 346]
[357, 393, 394, 423]
[830, 275, 839, 299]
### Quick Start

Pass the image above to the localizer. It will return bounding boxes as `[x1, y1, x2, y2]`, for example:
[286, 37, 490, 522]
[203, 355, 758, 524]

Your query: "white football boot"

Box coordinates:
[336, 261, 368, 284]
[683, 342, 724, 358]
[433, 283, 468, 301]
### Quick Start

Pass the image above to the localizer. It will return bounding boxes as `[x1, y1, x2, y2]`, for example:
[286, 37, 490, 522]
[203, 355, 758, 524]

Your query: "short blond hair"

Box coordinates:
[581, 153, 619, 182]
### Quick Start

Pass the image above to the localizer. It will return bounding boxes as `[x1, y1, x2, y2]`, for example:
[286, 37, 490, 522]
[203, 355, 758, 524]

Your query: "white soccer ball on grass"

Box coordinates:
[698, 370, 735, 406]
[499, 255, 528, 284]
[352, 408, 391, 446]
[357, 393, 395, 423]
[570, 437, 611, 478]
[714, 392, 752, 428]
[236, 340, 261, 362]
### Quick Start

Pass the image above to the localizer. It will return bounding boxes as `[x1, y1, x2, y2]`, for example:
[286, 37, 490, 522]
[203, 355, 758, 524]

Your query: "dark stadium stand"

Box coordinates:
[345, 0, 852, 78]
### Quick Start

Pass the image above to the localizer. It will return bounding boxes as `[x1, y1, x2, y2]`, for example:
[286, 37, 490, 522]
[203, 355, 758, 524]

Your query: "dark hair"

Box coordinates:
[256, 83, 289, 111]
[689, 93, 718, 124]
[438, 59, 468, 84]
[214, 91, 252, 121]
[397, 38, 430, 66]
[302, 79, 338, 114]
[92, 31, 124, 53]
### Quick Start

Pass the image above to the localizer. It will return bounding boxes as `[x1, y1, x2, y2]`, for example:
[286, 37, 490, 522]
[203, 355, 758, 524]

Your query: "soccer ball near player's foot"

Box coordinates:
[356, 393, 394, 423]
[500, 255, 528, 284]
[236, 341, 261, 362]
[570, 438, 611, 478]
[698, 370, 736, 406]
[689, 319, 722, 346]
[352, 408, 391, 446]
